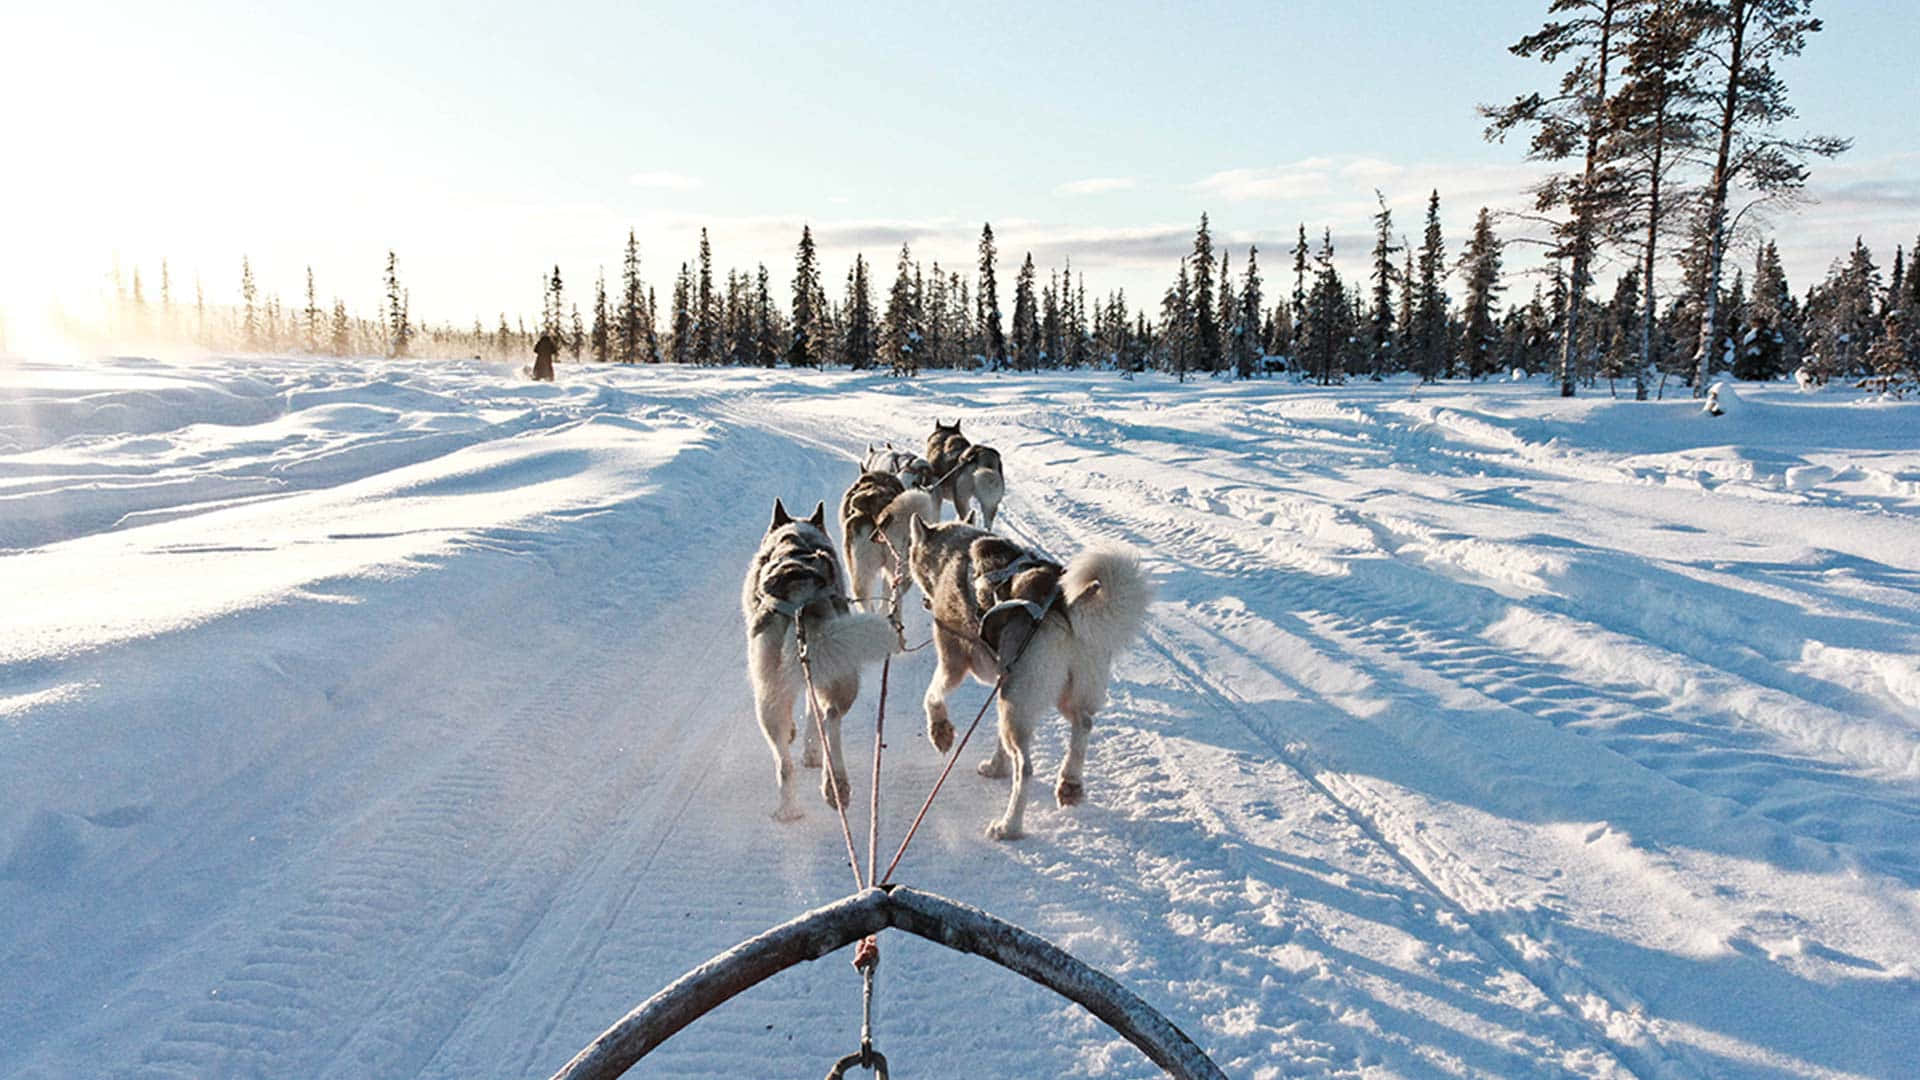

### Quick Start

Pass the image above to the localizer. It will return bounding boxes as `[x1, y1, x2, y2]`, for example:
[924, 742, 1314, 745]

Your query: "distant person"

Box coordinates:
[532, 331, 558, 381]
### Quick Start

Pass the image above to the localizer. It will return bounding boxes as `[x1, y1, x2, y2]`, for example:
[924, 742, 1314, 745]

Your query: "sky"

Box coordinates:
[3, 0, 1915, 341]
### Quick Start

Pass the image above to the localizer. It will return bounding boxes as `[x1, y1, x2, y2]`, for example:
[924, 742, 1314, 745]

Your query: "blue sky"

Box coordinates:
[5, 0, 1914, 334]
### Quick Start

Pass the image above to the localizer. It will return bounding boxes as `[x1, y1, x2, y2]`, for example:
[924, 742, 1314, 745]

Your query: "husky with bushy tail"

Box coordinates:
[906, 516, 1152, 839]
[840, 467, 937, 617]
[924, 420, 1007, 529]
[742, 500, 898, 821]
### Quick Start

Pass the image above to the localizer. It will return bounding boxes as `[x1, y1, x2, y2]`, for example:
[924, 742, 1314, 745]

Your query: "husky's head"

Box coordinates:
[767, 497, 828, 535]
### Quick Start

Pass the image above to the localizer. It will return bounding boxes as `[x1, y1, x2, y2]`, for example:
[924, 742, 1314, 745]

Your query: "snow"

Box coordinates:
[4, 353, 1920, 1079]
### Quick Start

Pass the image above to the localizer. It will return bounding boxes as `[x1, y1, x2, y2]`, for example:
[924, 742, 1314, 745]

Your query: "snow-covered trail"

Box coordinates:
[3, 356, 1918, 1078]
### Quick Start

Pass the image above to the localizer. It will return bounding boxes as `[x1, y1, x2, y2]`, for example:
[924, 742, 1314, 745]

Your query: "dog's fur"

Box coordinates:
[742, 499, 897, 820]
[840, 468, 937, 616]
[925, 420, 1006, 529]
[906, 516, 1151, 839]
[862, 443, 936, 491]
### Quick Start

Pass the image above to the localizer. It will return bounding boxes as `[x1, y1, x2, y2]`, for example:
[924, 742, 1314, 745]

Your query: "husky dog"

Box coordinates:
[862, 443, 936, 491]
[925, 420, 1006, 529]
[743, 499, 897, 821]
[840, 467, 937, 615]
[906, 516, 1151, 840]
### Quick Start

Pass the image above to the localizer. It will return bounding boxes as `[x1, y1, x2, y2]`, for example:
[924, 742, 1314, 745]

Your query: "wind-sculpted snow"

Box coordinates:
[2, 355, 1918, 1078]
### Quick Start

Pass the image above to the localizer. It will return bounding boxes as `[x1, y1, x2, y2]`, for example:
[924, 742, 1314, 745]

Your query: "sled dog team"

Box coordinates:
[742, 421, 1151, 840]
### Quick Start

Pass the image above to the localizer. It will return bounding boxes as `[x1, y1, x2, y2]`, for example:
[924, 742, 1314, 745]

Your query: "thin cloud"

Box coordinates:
[628, 170, 702, 191]
[1054, 177, 1139, 196]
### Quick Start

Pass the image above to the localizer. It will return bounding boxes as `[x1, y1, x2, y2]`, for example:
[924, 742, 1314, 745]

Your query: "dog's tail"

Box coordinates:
[971, 465, 1004, 509]
[1061, 545, 1152, 655]
[876, 487, 935, 544]
[795, 610, 897, 685]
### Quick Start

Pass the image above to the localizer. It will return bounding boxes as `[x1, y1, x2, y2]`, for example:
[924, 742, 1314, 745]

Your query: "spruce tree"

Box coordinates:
[242, 256, 259, 349]
[1012, 253, 1039, 370]
[755, 264, 780, 368]
[303, 266, 321, 353]
[1367, 193, 1401, 378]
[1190, 214, 1221, 372]
[883, 242, 921, 376]
[670, 263, 693, 364]
[591, 270, 610, 362]
[843, 254, 877, 370]
[1291, 224, 1310, 337]
[696, 228, 716, 364]
[618, 230, 645, 364]
[1456, 208, 1505, 379]
[789, 225, 826, 367]
[383, 251, 410, 357]
[331, 300, 351, 356]
[569, 304, 584, 360]
[1413, 191, 1449, 380]
[1236, 244, 1263, 378]
[978, 223, 1007, 368]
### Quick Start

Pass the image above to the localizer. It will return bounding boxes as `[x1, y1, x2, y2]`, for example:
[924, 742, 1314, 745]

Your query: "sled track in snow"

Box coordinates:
[992, 501, 1688, 1080]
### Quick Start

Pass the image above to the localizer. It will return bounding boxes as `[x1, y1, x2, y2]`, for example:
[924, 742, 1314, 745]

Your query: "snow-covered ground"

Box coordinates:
[4, 353, 1918, 1079]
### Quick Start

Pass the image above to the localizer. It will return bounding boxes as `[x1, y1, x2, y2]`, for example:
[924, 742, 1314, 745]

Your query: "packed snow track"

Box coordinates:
[4, 355, 1918, 1078]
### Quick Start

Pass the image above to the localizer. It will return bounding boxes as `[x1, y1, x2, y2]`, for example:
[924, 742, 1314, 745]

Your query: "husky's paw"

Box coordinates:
[1055, 778, 1085, 806]
[928, 717, 955, 755]
[801, 743, 823, 769]
[985, 819, 1025, 842]
[822, 772, 852, 810]
[772, 803, 804, 823]
[976, 754, 1009, 779]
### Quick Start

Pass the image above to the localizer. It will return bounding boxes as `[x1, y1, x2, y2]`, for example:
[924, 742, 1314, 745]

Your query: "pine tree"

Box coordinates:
[591, 270, 610, 362]
[1483, 0, 1632, 396]
[1805, 238, 1879, 378]
[1190, 214, 1221, 372]
[1740, 240, 1795, 379]
[978, 223, 1007, 369]
[569, 304, 585, 360]
[1685, 0, 1849, 394]
[1042, 272, 1062, 368]
[1610, 0, 1710, 399]
[1456, 208, 1505, 379]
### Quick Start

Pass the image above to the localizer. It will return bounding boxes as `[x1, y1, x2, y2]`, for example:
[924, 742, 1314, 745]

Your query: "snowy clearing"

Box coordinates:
[3, 354, 1919, 1079]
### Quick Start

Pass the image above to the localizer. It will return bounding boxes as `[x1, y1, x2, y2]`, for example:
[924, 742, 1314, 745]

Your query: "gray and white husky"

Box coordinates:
[742, 499, 898, 821]
[862, 442, 935, 491]
[925, 420, 1006, 529]
[840, 466, 937, 614]
[906, 516, 1151, 840]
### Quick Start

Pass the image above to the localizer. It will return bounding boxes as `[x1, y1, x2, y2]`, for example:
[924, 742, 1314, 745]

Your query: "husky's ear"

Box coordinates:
[909, 514, 929, 545]
[808, 501, 827, 529]
[770, 498, 792, 531]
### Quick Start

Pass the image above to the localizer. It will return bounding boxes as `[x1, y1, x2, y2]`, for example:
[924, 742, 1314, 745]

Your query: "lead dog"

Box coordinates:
[924, 420, 1005, 529]
[840, 467, 937, 615]
[906, 516, 1151, 839]
[742, 499, 897, 820]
